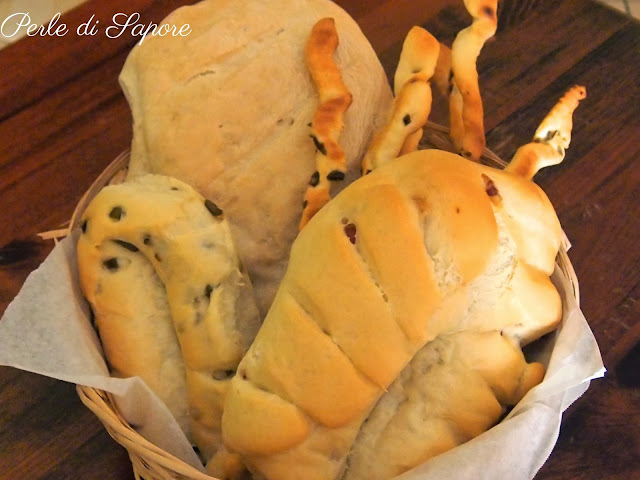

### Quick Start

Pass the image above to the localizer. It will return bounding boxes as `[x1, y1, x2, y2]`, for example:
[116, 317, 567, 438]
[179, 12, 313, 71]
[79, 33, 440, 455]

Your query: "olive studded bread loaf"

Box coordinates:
[77, 236, 191, 437]
[221, 150, 564, 480]
[77, 174, 261, 461]
[119, 0, 394, 318]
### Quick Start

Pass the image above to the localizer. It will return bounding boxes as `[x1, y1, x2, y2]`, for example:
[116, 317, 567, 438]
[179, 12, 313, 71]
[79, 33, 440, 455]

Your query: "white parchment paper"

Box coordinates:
[0, 229, 605, 479]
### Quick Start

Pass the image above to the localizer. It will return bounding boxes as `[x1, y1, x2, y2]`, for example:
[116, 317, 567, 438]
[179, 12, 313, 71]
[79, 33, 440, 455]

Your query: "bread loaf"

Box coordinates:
[221, 149, 563, 480]
[344, 331, 545, 480]
[76, 174, 261, 460]
[77, 235, 191, 437]
[119, 0, 394, 318]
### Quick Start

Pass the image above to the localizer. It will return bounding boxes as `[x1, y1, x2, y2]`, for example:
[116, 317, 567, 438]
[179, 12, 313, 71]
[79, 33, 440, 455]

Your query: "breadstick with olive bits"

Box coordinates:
[300, 18, 353, 229]
[361, 27, 440, 174]
[506, 85, 586, 179]
[77, 174, 261, 461]
[449, 0, 498, 161]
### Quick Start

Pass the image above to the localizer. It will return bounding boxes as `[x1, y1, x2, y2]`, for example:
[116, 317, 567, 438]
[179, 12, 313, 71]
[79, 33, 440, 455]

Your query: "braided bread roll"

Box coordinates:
[119, 0, 393, 318]
[77, 174, 261, 461]
[221, 150, 563, 480]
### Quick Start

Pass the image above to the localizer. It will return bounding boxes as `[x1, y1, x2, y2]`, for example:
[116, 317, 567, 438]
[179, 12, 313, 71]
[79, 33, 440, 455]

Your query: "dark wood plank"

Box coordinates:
[484, 18, 640, 366]
[483, 0, 633, 134]
[0, 369, 126, 479]
[536, 376, 640, 479]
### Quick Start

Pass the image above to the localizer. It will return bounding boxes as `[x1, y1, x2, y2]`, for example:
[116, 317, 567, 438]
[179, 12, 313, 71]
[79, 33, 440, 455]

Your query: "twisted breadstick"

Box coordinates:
[506, 85, 586, 179]
[449, 0, 498, 161]
[299, 18, 353, 229]
[432, 42, 452, 99]
[361, 27, 440, 174]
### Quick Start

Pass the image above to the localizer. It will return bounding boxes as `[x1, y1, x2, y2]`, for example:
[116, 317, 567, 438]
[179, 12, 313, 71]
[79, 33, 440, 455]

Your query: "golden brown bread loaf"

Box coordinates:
[221, 149, 563, 480]
[76, 174, 261, 461]
[119, 0, 394, 318]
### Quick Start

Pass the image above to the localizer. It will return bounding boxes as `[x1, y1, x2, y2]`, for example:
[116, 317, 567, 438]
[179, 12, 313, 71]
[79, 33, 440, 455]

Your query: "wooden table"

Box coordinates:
[0, 0, 638, 478]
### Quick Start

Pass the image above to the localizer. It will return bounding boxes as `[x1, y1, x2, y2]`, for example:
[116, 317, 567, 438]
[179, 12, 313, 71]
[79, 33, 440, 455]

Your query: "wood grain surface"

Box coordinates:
[0, 0, 638, 478]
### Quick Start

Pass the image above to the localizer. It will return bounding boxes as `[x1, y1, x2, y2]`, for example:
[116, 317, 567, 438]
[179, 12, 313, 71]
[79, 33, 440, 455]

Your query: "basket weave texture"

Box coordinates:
[73, 124, 580, 480]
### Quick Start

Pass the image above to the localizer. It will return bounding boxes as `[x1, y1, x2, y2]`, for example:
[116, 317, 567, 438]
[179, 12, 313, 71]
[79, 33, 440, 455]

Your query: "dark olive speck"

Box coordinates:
[327, 170, 345, 181]
[310, 134, 327, 155]
[403, 114, 411, 126]
[204, 199, 223, 217]
[204, 284, 214, 299]
[102, 258, 119, 271]
[109, 206, 125, 221]
[309, 171, 320, 187]
[344, 223, 357, 238]
[344, 222, 358, 245]
[81, 219, 88, 233]
[544, 130, 558, 141]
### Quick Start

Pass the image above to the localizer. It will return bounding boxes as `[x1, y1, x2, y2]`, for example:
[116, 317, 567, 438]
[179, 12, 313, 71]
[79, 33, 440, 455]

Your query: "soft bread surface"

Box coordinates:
[221, 150, 563, 480]
[344, 331, 545, 480]
[77, 175, 261, 460]
[77, 237, 190, 437]
[119, 0, 394, 318]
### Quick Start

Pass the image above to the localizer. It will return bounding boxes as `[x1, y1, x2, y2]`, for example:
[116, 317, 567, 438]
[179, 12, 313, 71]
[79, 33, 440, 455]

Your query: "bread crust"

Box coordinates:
[221, 150, 563, 480]
[77, 174, 261, 460]
[118, 0, 394, 318]
[344, 331, 545, 480]
[77, 237, 191, 437]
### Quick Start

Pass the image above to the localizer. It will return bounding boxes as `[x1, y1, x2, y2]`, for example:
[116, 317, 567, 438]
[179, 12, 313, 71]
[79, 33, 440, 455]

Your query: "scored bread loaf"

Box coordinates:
[119, 0, 394, 318]
[76, 174, 261, 461]
[221, 149, 563, 480]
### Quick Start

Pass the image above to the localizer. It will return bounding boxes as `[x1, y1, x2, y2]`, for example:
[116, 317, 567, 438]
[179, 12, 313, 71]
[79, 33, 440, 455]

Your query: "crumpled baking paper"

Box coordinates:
[0, 229, 605, 479]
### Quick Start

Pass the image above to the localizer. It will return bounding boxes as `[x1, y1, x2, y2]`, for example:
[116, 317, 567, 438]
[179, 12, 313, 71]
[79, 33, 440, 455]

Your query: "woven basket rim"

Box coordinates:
[73, 122, 580, 480]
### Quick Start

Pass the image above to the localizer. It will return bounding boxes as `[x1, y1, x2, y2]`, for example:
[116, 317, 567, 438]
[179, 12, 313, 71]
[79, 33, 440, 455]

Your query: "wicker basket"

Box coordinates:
[72, 124, 580, 480]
